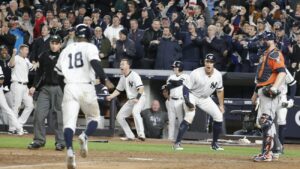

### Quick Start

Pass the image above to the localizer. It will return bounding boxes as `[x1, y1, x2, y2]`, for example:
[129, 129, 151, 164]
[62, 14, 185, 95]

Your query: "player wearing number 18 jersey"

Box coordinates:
[55, 24, 113, 169]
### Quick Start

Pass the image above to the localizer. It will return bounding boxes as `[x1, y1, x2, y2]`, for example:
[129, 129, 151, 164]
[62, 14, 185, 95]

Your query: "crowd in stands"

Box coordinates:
[1, 0, 300, 73]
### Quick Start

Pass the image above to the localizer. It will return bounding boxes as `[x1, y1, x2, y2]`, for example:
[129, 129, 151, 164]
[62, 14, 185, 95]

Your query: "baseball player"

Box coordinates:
[251, 32, 286, 162]
[255, 68, 296, 158]
[166, 61, 190, 141]
[106, 58, 146, 141]
[54, 24, 114, 169]
[173, 53, 225, 151]
[275, 68, 296, 151]
[8, 44, 34, 134]
[0, 65, 24, 135]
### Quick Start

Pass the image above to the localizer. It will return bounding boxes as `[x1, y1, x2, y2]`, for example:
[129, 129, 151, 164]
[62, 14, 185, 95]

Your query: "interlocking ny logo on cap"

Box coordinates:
[206, 53, 214, 60]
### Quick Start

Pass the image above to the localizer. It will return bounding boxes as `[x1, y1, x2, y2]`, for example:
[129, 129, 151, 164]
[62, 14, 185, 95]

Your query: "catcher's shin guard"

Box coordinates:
[262, 136, 273, 155]
[259, 113, 273, 131]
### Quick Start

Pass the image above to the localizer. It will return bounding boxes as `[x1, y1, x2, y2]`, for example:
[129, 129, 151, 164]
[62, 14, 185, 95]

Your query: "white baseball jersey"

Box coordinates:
[188, 67, 223, 98]
[116, 71, 144, 99]
[167, 73, 190, 99]
[10, 55, 32, 83]
[55, 42, 99, 83]
[278, 68, 296, 95]
[55, 42, 101, 131]
[0, 66, 3, 87]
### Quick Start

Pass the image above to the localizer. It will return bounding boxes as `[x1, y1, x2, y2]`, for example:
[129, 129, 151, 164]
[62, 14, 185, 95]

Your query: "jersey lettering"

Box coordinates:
[68, 52, 84, 69]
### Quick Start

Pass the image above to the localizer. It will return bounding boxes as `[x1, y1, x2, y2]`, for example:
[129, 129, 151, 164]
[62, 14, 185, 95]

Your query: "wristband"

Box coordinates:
[136, 93, 142, 100]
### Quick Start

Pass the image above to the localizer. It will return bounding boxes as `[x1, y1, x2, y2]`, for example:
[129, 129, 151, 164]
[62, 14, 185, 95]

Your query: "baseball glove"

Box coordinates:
[262, 85, 280, 98]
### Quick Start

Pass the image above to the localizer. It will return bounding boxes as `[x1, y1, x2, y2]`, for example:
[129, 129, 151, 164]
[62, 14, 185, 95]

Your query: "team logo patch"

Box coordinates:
[49, 55, 56, 60]
[210, 82, 217, 89]
[128, 81, 134, 88]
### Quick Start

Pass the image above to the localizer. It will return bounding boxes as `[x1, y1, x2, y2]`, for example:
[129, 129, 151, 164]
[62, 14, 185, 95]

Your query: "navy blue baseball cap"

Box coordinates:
[205, 53, 215, 62]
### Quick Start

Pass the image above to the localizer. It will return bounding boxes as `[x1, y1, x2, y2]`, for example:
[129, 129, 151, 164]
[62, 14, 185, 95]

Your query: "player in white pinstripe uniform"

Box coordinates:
[275, 69, 296, 147]
[166, 61, 190, 141]
[107, 58, 146, 141]
[0, 65, 24, 135]
[55, 24, 114, 169]
[8, 45, 34, 134]
[173, 53, 225, 151]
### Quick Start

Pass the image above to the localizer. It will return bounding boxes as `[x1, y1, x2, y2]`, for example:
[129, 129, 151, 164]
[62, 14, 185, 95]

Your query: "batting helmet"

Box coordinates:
[171, 61, 183, 71]
[75, 24, 91, 40]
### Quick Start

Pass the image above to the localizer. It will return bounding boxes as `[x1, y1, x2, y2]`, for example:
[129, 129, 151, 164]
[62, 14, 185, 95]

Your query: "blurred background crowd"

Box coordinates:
[1, 0, 300, 73]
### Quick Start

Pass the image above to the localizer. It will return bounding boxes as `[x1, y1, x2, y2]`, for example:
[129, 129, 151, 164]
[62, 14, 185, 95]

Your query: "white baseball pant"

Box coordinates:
[116, 96, 146, 139]
[10, 82, 34, 131]
[183, 94, 223, 124]
[167, 98, 184, 141]
[256, 95, 288, 126]
[62, 83, 100, 132]
[0, 88, 22, 130]
[276, 95, 288, 125]
[257, 88, 279, 137]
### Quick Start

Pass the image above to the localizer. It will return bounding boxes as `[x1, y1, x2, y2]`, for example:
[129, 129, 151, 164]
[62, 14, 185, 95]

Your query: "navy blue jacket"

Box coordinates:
[154, 37, 182, 70]
[128, 29, 145, 60]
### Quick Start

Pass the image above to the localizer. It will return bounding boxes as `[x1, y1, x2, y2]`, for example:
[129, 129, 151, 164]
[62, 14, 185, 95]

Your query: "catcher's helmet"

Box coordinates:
[171, 61, 183, 71]
[75, 24, 91, 39]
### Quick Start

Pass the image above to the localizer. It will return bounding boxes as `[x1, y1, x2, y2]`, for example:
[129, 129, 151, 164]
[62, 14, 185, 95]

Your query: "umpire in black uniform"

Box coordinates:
[27, 35, 65, 151]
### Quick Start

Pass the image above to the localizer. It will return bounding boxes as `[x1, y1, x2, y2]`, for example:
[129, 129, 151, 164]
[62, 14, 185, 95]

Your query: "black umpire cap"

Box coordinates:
[205, 53, 215, 62]
[50, 35, 62, 43]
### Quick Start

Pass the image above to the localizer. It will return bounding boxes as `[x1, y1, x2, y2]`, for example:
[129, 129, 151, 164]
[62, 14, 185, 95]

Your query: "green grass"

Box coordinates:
[1, 135, 300, 158]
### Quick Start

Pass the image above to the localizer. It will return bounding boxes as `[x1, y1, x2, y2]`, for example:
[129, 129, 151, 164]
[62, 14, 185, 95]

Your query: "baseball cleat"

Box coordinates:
[55, 143, 65, 151]
[16, 129, 25, 136]
[252, 153, 262, 160]
[8, 130, 17, 135]
[253, 153, 272, 162]
[23, 129, 29, 134]
[138, 136, 146, 141]
[78, 132, 88, 158]
[211, 143, 224, 151]
[66, 149, 76, 169]
[120, 137, 135, 141]
[28, 142, 45, 149]
[272, 153, 280, 161]
[173, 143, 184, 151]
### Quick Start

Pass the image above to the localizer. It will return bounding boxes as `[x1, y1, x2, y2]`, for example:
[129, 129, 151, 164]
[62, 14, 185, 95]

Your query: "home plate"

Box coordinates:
[128, 158, 153, 161]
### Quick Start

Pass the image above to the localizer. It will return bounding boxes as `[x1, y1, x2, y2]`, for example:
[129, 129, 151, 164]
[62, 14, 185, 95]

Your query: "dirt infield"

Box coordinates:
[0, 138, 300, 169]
